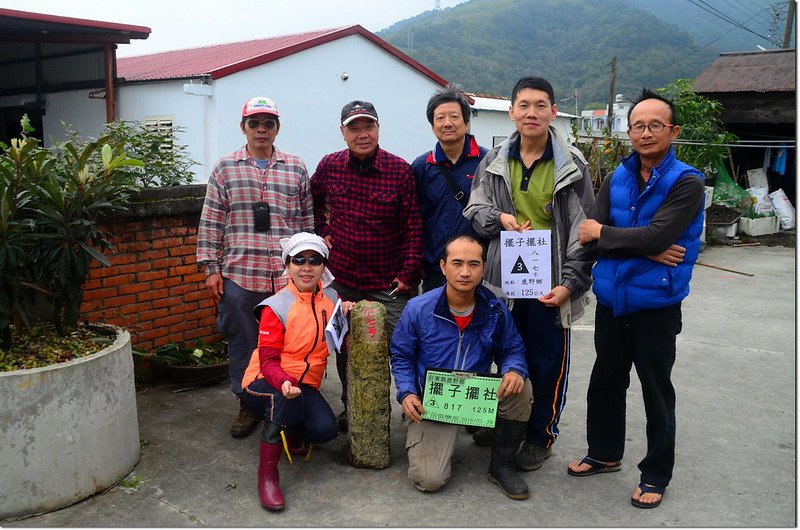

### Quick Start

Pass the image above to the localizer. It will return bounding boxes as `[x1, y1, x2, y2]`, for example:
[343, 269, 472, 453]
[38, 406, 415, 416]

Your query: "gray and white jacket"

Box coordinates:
[463, 127, 595, 328]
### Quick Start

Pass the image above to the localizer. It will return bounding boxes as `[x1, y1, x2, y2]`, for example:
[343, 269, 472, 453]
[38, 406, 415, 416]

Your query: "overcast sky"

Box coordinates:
[2, 0, 468, 57]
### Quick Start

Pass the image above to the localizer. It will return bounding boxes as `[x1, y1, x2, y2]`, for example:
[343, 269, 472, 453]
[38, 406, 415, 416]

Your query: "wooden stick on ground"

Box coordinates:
[696, 260, 754, 277]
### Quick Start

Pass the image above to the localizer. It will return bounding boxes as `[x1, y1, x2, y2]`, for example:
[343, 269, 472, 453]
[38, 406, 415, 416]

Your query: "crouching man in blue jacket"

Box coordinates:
[390, 234, 533, 499]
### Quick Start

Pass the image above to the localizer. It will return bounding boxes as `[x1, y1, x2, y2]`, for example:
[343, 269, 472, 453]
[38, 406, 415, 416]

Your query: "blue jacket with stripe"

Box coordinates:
[412, 134, 488, 268]
[389, 284, 528, 405]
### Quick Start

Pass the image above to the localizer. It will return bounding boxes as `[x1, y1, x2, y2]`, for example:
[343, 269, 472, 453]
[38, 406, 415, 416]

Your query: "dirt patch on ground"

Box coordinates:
[707, 229, 796, 248]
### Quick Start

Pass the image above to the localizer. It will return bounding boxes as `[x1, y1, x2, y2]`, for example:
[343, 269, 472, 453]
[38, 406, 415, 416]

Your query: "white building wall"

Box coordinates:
[24, 35, 445, 182]
[117, 80, 209, 178]
[42, 90, 107, 145]
[210, 34, 441, 180]
[0, 91, 107, 147]
[470, 109, 576, 149]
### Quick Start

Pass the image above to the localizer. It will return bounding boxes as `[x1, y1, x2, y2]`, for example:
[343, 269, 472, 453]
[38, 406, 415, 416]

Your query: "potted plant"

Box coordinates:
[0, 118, 144, 520]
[153, 338, 229, 385]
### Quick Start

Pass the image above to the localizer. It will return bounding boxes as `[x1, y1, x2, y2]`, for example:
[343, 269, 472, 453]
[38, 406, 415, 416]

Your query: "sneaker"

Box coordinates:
[514, 441, 553, 471]
[230, 399, 260, 437]
[337, 410, 348, 433]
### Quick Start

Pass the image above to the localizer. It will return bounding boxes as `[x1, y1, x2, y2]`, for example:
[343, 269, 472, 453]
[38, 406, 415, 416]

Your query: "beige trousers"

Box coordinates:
[405, 378, 532, 492]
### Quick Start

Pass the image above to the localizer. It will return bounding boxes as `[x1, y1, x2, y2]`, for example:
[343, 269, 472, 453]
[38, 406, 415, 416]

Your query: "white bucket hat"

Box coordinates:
[279, 232, 335, 287]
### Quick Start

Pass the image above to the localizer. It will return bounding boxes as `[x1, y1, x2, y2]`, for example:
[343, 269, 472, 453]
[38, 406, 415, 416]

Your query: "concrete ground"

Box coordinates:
[5, 244, 796, 527]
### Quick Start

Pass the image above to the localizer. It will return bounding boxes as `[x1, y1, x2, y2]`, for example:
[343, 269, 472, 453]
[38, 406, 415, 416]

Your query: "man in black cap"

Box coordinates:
[310, 100, 423, 432]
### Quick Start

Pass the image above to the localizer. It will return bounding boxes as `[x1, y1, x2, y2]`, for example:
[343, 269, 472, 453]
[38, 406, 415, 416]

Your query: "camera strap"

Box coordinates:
[439, 163, 469, 210]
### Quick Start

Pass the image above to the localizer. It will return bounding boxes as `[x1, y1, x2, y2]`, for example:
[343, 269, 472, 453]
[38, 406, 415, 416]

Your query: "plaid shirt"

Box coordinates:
[311, 147, 423, 290]
[197, 146, 313, 293]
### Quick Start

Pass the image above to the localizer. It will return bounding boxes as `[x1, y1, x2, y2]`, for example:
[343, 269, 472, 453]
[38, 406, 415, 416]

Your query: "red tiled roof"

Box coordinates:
[117, 25, 447, 85]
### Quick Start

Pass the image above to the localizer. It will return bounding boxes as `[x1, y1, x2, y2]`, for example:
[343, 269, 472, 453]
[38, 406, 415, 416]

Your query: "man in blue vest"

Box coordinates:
[567, 89, 705, 510]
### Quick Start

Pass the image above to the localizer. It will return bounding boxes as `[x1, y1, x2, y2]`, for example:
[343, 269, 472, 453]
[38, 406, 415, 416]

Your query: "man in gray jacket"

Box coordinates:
[463, 76, 594, 472]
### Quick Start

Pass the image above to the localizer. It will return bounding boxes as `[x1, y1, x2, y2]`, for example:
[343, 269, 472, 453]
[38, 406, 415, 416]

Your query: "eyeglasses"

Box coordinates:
[628, 122, 674, 134]
[290, 256, 324, 266]
[246, 118, 278, 130]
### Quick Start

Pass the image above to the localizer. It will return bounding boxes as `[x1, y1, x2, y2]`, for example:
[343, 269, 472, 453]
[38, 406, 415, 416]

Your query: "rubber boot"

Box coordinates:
[472, 427, 494, 447]
[286, 430, 310, 457]
[487, 418, 529, 500]
[258, 421, 285, 511]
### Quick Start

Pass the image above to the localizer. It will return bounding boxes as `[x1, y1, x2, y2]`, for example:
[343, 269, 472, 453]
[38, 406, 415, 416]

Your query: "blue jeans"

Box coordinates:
[242, 379, 338, 443]
[217, 279, 270, 395]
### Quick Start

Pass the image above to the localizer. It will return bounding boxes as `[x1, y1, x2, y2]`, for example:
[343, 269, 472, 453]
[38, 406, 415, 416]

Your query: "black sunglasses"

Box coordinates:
[246, 118, 278, 130]
[290, 256, 324, 266]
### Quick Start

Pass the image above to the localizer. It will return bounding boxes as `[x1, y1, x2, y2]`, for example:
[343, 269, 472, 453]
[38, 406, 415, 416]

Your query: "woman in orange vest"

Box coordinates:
[241, 232, 354, 511]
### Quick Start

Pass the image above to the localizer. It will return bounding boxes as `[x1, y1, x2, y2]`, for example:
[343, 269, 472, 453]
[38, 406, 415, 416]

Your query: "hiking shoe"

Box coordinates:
[230, 399, 260, 437]
[515, 441, 553, 471]
[472, 427, 494, 447]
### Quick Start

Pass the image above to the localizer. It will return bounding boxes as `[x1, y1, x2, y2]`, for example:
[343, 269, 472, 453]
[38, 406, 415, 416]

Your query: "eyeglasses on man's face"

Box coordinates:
[290, 255, 324, 266]
[628, 122, 674, 134]
[246, 118, 278, 130]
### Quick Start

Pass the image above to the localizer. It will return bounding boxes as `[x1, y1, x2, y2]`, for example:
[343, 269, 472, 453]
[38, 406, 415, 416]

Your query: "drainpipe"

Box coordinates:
[104, 43, 116, 122]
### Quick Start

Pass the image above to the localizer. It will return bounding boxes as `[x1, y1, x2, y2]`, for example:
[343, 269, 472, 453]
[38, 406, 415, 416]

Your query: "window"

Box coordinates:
[143, 116, 176, 152]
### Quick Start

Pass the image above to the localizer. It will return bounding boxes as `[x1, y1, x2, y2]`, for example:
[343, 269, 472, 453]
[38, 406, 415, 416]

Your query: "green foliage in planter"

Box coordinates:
[0, 323, 110, 372]
[152, 338, 228, 366]
[0, 117, 142, 350]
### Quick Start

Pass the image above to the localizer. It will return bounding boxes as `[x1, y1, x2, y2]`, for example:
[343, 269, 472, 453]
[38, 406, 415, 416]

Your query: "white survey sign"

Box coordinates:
[499, 230, 552, 299]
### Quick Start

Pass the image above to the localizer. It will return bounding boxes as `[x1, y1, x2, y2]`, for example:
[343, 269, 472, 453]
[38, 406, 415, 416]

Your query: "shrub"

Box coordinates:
[0, 119, 142, 348]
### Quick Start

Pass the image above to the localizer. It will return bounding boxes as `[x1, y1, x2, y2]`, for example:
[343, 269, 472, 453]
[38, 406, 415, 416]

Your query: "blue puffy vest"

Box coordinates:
[592, 148, 704, 316]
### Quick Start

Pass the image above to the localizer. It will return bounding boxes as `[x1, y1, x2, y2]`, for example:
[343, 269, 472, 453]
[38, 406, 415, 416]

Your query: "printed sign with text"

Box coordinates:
[499, 230, 551, 299]
[422, 369, 502, 428]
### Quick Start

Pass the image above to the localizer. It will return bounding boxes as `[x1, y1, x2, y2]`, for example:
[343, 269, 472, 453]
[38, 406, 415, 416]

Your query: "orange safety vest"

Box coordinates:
[242, 281, 336, 389]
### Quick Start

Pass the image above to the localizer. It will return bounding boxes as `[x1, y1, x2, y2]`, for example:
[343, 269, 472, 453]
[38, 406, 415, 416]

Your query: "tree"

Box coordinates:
[657, 78, 737, 175]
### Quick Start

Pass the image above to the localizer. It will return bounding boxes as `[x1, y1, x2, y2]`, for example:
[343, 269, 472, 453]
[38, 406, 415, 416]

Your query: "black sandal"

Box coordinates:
[567, 456, 622, 476]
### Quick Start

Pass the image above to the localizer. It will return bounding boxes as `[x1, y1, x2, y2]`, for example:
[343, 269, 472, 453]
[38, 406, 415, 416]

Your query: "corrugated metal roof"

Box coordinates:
[694, 49, 796, 93]
[0, 8, 150, 41]
[117, 25, 448, 86]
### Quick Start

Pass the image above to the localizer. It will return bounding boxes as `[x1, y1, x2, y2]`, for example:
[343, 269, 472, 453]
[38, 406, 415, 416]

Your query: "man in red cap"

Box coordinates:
[198, 96, 313, 437]
[310, 100, 423, 432]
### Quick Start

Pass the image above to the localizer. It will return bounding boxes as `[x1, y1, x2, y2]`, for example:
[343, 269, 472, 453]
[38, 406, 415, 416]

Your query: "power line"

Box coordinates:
[727, 0, 774, 23]
[718, 0, 770, 23]
[630, 4, 770, 88]
[686, 0, 772, 40]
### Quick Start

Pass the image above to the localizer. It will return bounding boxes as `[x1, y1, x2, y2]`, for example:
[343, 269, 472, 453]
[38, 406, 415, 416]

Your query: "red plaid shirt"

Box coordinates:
[197, 146, 313, 293]
[311, 147, 423, 290]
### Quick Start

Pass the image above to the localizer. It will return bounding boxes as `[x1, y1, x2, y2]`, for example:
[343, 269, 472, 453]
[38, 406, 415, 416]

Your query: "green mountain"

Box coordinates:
[377, 0, 789, 108]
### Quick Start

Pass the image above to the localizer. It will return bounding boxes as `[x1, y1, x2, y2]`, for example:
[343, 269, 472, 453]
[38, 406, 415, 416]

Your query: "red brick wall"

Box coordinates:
[80, 185, 221, 351]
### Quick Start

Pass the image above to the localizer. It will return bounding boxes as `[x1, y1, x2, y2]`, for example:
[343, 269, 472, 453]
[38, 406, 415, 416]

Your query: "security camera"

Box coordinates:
[341, 72, 349, 81]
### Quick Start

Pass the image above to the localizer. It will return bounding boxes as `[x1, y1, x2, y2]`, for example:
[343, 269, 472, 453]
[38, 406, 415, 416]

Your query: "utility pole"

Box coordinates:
[574, 88, 578, 117]
[783, 1, 795, 48]
[607, 56, 617, 132]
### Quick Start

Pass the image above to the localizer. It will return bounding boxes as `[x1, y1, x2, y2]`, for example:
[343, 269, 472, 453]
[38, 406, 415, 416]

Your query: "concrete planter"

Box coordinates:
[0, 325, 140, 520]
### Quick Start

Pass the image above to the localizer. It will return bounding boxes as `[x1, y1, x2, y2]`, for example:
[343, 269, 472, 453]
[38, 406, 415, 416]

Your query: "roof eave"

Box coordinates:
[209, 25, 448, 86]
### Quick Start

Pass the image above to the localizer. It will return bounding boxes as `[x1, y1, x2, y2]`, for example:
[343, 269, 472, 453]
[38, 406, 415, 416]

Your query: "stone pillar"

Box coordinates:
[346, 301, 390, 469]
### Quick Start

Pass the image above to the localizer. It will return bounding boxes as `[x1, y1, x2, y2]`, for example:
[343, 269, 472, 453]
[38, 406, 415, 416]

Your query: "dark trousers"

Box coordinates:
[587, 302, 682, 489]
[217, 279, 270, 395]
[242, 379, 338, 444]
[421, 263, 446, 293]
[511, 298, 570, 449]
